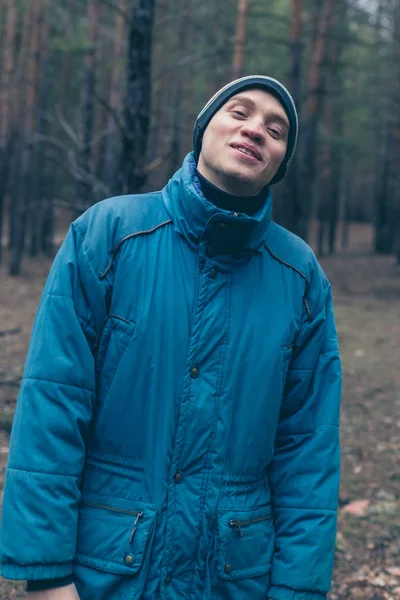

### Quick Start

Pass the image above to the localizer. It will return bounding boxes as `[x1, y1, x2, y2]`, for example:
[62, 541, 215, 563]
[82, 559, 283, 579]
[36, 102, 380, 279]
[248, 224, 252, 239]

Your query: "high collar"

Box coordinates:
[195, 169, 267, 216]
[162, 152, 272, 255]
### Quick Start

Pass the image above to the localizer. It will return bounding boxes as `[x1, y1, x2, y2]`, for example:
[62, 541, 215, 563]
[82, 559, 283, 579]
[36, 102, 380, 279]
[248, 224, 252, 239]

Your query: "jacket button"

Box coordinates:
[174, 472, 183, 483]
[206, 247, 213, 257]
[165, 574, 172, 584]
[224, 563, 233, 574]
[190, 367, 199, 378]
[124, 554, 134, 566]
[210, 267, 217, 279]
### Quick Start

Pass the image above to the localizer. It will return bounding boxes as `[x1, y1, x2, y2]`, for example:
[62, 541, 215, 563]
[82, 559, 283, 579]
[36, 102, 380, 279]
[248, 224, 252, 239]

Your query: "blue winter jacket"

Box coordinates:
[1, 153, 341, 600]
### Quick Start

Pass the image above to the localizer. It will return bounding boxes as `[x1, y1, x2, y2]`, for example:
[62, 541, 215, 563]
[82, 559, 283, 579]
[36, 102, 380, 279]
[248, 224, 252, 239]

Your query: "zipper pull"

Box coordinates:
[129, 512, 143, 543]
[229, 519, 243, 538]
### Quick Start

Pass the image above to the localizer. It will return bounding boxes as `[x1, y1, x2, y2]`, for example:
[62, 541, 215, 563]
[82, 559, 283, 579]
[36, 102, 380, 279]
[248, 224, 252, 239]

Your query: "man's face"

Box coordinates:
[197, 89, 289, 196]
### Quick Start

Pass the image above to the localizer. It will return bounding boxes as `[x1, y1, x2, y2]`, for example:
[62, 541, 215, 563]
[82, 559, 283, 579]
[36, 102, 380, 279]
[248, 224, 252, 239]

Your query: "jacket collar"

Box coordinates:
[162, 152, 272, 254]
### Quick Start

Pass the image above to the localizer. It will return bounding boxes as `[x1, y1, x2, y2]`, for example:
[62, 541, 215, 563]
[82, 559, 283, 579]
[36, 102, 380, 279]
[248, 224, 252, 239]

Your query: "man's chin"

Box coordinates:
[221, 170, 266, 195]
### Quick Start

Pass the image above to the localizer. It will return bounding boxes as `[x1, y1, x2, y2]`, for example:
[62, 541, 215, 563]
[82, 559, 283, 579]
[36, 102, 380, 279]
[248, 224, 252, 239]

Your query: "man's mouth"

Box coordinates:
[230, 143, 262, 161]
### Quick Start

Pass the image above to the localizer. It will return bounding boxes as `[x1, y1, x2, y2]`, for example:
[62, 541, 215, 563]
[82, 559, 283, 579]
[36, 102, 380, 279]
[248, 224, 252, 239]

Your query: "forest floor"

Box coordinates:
[0, 222, 399, 599]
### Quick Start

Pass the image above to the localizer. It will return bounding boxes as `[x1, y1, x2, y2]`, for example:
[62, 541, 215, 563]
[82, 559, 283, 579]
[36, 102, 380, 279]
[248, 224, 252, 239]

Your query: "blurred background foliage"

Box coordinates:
[0, 0, 400, 274]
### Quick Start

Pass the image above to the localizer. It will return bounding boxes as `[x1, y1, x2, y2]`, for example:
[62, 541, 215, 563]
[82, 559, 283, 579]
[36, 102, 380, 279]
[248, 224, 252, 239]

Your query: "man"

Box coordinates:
[0, 75, 341, 600]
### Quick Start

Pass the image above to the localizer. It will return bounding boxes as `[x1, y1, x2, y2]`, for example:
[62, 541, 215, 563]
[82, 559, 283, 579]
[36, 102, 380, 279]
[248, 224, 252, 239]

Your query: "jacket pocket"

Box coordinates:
[95, 315, 136, 404]
[216, 506, 275, 580]
[75, 492, 157, 575]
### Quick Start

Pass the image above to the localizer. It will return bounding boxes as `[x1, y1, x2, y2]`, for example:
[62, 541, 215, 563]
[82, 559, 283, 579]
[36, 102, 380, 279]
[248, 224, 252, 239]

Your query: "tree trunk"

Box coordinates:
[169, 0, 193, 177]
[317, 210, 327, 256]
[341, 170, 352, 250]
[372, 0, 390, 254]
[118, 0, 156, 195]
[77, 0, 100, 211]
[232, 0, 249, 80]
[282, 0, 303, 233]
[0, 0, 15, 148]
[103, 0, 127, 193]
[374, 126, 392, 253]
[325, 0, 346, 255]
[8, 4, 36, 275]
[296, 0, 333, 242]
[0, 0, 16, 262]
[41, 154, 57, 257]
[392, 1, 400, 263]
[30, 1, 50, 256]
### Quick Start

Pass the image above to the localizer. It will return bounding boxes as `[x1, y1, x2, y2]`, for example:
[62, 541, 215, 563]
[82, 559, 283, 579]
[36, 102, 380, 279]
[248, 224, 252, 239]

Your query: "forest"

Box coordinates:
[0, 0, 399, 273]
[0, 1, 400, 599]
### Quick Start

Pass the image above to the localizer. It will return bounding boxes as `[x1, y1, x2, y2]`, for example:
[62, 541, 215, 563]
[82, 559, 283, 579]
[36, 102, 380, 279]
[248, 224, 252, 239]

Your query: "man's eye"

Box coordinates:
[233, 110, 246, 117]
[267, 127, 282, 138]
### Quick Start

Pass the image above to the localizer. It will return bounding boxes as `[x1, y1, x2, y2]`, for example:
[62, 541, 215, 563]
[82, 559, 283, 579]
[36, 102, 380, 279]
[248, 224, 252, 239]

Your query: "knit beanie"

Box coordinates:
[193, 75, 298, 186]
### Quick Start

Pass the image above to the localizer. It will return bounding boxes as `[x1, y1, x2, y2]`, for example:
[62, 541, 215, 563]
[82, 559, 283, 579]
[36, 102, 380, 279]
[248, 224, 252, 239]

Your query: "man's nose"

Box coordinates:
[241, 119, 265, 143]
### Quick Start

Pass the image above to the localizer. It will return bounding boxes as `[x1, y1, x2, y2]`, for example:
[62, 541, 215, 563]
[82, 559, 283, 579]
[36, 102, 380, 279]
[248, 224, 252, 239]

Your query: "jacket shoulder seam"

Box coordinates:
[264, 244, 310, 284]
[100, 218, 173, 280]
[265, 243, 312, 320]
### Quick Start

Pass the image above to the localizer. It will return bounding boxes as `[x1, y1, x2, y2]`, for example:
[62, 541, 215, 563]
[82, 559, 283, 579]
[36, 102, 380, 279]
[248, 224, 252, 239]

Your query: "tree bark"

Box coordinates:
[392, 0, 400, 263]
[281, 0, 303, 233]
[8, 4, 36, 275]
[317, 138, 330, 256]
[374, 127, 393, 253]
[320, 0, 346, 255]
[117, 0, 156, 195]
[30, 0, 50, 256]
[77, 0, 100, 211]
[169, 0, 193, 177]
[103, 0, 127, 192]
[296, 0, 333, 242]
[232, 0, 249, 80]
[0, 0, 16, 262]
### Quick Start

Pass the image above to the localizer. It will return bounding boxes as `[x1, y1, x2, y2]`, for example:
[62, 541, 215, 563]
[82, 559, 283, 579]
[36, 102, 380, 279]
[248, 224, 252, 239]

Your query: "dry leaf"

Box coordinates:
[342, 499, 370, 515]
[387, 568, 400, 578]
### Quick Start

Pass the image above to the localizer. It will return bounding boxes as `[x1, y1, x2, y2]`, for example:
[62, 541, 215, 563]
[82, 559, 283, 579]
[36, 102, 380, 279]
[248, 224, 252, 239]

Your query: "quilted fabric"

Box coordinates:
[1, 153, 341, 600]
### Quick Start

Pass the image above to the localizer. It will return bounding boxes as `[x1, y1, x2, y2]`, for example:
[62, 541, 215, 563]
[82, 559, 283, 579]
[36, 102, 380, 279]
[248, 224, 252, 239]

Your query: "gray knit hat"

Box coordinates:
[193, 75, 298, 186]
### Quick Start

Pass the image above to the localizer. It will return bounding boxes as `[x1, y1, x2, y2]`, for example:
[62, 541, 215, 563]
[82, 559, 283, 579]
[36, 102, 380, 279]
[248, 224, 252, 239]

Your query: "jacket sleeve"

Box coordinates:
[0, 222, 105, 581]
[267, 278, 342, 600]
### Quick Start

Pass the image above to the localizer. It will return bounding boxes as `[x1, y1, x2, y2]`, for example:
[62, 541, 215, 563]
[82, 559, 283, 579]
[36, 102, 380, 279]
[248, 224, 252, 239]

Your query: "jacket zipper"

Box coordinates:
[229, 514, 272, 538]
[82, 501, 143, 543]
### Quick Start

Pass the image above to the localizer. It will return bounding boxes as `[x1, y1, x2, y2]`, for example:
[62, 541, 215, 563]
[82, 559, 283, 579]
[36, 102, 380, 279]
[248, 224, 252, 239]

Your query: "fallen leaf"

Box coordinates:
[387, 567, 400, 577]
[371, 576, 387, 587]
[342, 499, 370, 515]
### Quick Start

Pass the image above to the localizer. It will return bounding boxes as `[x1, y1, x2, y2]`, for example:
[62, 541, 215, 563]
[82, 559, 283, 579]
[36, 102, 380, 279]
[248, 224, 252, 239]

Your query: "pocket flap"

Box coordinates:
[217, 506, 274, 580]
[76, 492, 157, 575]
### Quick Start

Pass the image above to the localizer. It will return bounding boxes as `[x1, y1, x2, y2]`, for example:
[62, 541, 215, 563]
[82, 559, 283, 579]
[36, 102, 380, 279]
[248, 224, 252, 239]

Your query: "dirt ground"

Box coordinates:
[0, 222, 399, 599]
